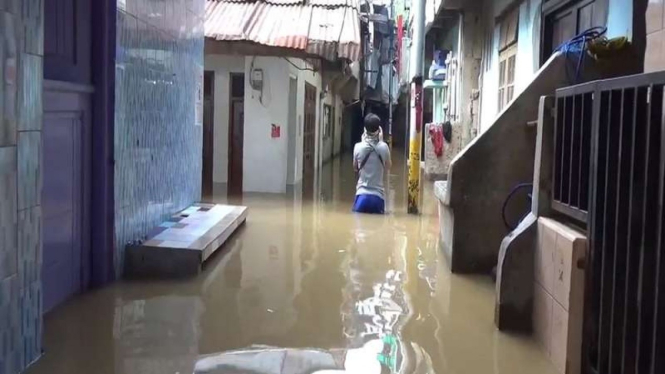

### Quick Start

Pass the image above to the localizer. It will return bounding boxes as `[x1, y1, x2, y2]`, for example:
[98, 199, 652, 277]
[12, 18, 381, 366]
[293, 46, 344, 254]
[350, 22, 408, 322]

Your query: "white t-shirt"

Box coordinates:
[353, 140, 390, 198]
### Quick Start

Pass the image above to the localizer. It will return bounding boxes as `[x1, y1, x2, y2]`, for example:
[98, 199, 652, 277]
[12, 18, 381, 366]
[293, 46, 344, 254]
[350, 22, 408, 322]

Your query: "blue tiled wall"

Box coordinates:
[114, 0, 204, 275]
[0, 0, 44, 373]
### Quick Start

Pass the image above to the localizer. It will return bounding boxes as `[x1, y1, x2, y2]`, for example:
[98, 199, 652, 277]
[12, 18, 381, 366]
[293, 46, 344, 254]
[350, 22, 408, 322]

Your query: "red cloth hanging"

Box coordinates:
[429, 125, 444, 157]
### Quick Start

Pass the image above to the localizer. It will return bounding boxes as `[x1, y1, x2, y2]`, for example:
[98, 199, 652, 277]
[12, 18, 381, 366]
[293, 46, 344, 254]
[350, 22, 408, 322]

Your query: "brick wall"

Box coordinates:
[0, 0, 44, 372]
[645, 0, 665, 72]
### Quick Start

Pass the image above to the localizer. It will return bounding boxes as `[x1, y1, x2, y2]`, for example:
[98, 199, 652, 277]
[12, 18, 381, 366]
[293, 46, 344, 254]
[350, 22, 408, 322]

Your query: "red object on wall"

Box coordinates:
[271, 124, 281, 138]
[429, 125, 444, 157]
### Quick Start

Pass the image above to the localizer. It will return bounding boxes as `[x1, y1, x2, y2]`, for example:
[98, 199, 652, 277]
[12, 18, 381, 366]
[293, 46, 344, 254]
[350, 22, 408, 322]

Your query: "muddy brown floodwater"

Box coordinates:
[27, 152, 559, 374]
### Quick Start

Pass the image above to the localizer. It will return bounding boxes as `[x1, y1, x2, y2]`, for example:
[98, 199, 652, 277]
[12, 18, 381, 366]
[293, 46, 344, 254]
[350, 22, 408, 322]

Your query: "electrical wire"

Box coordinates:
[283, 57, 317, 72]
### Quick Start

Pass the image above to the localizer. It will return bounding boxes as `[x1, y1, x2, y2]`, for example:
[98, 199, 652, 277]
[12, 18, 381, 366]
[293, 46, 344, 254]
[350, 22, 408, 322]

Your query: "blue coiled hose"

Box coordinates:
[502, 183, 533, 232]
[554, 26, 607, 84]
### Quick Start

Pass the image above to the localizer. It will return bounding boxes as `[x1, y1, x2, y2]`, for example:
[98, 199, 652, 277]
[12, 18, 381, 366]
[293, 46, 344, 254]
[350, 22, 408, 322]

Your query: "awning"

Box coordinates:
[205, 0, 361, 62]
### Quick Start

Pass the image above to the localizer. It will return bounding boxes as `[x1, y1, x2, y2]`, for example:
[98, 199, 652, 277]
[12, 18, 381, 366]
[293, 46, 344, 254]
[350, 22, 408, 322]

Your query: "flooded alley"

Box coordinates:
[1, 0, 661, 373]
[26, 154, 557, 374]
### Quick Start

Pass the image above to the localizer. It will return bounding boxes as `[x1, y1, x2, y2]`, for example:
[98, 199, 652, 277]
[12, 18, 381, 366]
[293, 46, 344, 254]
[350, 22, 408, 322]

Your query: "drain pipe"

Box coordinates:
[407, 0, 426, 214]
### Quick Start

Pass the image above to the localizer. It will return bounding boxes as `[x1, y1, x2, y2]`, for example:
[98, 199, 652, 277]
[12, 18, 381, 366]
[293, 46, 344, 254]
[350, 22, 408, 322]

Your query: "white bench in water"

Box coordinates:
[125, 203, 248, 278]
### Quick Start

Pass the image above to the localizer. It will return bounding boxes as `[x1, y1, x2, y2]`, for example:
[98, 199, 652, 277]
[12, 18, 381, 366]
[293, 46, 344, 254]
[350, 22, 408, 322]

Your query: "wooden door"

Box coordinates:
[42, 0, 93, 312]
[202, 71, 215, 198]
[303, 83, 317, 197]
[542, 0, 608, 63]
[228, 74, 245, 196]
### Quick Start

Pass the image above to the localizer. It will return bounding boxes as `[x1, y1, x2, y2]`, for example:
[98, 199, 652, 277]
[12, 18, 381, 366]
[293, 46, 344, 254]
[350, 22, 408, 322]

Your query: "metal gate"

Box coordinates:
[553, 72, 665, 374]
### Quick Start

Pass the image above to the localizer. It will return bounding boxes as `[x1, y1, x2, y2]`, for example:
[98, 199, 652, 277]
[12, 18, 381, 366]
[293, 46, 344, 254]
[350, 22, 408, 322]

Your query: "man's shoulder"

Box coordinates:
[377, 142, 390, 152]
[353, 142, 364, 157]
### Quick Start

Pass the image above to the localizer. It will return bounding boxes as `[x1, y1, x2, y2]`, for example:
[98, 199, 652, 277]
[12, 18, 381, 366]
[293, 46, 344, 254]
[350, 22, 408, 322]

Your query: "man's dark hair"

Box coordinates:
[364, 113, 382, 133]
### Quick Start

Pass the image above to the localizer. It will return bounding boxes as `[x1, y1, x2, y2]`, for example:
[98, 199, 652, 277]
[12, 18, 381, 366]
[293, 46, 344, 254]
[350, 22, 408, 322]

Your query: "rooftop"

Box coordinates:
[205, 0, 361, 61]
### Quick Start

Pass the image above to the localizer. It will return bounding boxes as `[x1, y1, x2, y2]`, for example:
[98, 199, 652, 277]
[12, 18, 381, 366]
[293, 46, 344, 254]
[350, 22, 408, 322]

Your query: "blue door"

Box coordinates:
[42, 0, 93, 312]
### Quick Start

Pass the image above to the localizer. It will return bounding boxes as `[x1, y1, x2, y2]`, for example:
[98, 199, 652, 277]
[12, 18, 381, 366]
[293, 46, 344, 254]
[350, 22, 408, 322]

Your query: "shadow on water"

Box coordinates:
[26, 150, 558, 374]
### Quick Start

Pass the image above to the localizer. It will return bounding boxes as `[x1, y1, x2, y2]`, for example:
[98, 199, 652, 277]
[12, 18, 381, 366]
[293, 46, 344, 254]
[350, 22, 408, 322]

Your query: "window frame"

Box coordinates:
[498, 43, 518, 112]
[496, 5, 519, 112]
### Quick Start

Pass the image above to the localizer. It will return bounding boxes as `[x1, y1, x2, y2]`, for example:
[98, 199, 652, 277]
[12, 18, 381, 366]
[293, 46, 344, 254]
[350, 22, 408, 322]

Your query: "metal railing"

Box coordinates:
[554, 72, 665, 374]
[553, 82, 595, 223]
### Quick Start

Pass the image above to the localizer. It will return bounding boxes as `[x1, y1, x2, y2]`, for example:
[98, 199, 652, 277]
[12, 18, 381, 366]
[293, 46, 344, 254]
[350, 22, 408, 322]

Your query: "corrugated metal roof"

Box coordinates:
[205, 0, 361, 61]
[307, 5, 360, 61]
[220, 0, 305, 4]
[309, 0, 359, 8]
[215, 0, 356, 6]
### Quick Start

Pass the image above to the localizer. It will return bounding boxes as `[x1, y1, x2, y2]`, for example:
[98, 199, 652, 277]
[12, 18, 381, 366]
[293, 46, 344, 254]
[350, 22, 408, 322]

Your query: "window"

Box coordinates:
[498, 44, 517, 112]
[323, 104, 334, 138]
[498, 7, 519, 51]
[497, 6, 519, 112]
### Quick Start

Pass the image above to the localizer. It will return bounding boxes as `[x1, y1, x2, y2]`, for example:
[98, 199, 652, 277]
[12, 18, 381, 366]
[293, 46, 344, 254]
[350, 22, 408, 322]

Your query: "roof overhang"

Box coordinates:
[205, 0, 362, 62]
[205, 39, 328, 62]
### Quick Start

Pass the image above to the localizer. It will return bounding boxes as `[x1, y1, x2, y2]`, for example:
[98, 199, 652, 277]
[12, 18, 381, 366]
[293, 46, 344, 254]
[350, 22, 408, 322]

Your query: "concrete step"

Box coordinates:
[124, 203, 248, 278]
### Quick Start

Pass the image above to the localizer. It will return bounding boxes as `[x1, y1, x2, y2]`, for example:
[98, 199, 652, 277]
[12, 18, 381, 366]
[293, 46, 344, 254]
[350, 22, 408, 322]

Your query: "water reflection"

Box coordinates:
[113, 296, 203, 374]
[195, 185, 436, 373]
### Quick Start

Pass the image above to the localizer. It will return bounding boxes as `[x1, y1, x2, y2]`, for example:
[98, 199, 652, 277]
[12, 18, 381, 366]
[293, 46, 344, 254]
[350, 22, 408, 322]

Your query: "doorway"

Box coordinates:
[42, 0, 93, 312]
[303, 83, 317, 198]
[287, 77, 298, 186]
[202, 71, 215, 197]
[228, 73, 245, 196]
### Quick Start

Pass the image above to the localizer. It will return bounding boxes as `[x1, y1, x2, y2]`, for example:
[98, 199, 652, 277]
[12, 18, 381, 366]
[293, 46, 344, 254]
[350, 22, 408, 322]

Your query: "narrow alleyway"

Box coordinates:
[26, 151, 557, 374]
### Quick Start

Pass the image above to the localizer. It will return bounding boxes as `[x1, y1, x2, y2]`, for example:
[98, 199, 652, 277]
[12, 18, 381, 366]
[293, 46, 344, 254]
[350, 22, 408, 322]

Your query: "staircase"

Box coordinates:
[438, 52, 573, 274]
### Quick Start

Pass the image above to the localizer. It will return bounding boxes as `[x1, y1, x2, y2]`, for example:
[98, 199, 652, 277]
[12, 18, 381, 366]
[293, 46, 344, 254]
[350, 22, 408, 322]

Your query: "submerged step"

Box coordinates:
[124, 203, 248, 278]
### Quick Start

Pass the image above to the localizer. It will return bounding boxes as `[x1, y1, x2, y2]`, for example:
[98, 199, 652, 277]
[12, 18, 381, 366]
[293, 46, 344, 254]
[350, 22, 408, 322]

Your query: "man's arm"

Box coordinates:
[353, 144, 360, 172]
[383, 144, 392, 170]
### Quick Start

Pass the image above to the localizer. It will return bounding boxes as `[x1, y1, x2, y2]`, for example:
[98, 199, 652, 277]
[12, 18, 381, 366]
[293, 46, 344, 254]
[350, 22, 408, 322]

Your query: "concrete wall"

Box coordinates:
[459, 10, 483, 143]
[205, 54, 345, 193]
[646, 0, 665, 72]
[0, 1, 44, 372]
[243, 56, 292, 193]
[114, 0, 205, 274]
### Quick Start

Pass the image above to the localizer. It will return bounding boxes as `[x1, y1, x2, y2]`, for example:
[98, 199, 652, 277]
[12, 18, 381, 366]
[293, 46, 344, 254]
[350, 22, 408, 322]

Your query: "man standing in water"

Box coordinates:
[353, 113, 391, 214]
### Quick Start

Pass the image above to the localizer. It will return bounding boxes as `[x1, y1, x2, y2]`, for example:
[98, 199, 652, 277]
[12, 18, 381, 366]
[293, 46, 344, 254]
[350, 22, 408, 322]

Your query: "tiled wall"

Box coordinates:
[114, 0, 204, 275]
[646, 0, 665, 72]
[0, 0, 44, 372]
[533, 218, 586, 374]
